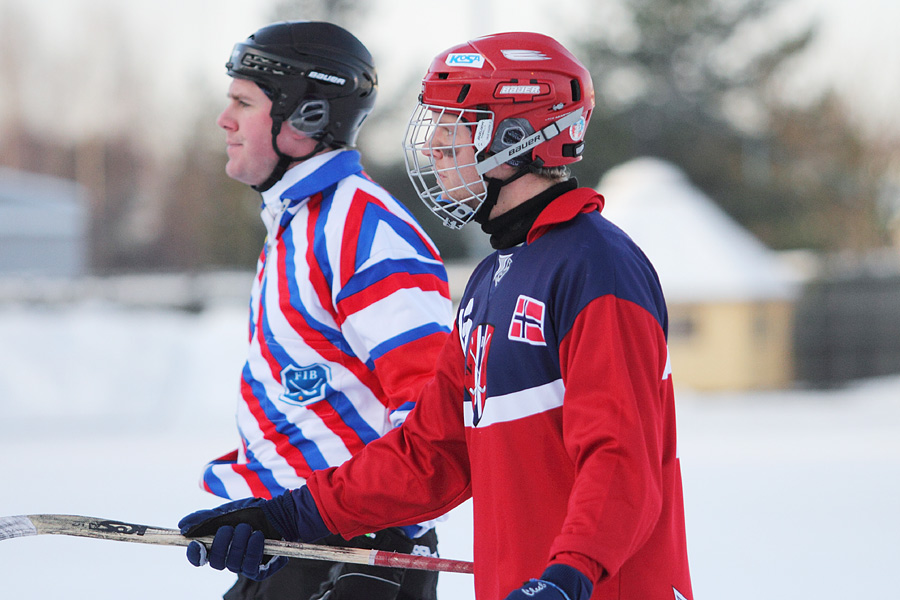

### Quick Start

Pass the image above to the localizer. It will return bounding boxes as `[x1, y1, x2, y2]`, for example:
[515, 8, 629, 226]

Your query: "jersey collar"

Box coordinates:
[526, 187, 605, 244]
[260, 149, 363, 212]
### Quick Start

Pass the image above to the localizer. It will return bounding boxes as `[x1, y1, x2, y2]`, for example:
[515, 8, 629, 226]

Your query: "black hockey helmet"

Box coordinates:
[227, 21, 377, 148]
[226, 21, 378, 191]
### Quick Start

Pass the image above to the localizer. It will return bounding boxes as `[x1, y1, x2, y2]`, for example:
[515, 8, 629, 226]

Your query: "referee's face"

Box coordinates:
[217, 78, 279, 187]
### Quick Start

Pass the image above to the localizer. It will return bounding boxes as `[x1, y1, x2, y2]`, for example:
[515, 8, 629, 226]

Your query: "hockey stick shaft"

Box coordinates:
[0, 514, 473, 574]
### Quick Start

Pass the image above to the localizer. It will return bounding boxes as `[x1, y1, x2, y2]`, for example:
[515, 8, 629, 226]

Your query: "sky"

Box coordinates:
[2, 0, 900, 162]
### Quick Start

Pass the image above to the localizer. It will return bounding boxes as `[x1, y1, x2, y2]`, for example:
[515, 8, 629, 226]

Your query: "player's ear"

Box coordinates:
[279, 121, 322, 158]
[283, 120, 313, 141]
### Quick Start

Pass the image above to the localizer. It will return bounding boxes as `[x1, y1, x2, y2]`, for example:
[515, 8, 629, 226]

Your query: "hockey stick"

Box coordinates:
[0, 514, 474, 574]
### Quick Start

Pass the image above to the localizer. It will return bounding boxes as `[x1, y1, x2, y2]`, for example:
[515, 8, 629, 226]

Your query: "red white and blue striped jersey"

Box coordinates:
[202, 149, 453, 501]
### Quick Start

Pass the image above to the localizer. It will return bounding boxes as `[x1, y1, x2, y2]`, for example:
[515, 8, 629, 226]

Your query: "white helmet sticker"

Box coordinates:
[473, 119, 494, 152]
[501, 49, 551, 61]
[446, 53, 485, 68]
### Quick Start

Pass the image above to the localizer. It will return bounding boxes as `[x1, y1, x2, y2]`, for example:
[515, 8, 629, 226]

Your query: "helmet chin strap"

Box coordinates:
[252, 118, 331, 193]
[472, 159, 540, 226]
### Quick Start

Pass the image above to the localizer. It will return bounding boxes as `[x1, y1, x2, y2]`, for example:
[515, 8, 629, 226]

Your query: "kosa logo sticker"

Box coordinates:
[280, 363, 331, 406]
[508, 295, 547, 346]
[465, 323, 494, 426]
[446, 53, 485, 68]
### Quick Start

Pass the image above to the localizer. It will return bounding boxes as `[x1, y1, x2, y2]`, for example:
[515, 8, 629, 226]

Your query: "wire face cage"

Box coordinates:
[403, 103, 494, 229]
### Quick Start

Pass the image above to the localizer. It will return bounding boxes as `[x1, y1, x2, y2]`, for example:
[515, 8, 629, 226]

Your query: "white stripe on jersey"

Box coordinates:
[278, 217, 340, 327]
[208, 461, 255, 500]
[464, 379, 565, 428]
[663, 346, 672, 380]
[346, 287, 452, 358]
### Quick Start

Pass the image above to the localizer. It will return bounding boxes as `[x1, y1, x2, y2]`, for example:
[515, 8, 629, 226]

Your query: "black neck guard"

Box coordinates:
[477, 178, 578, 250]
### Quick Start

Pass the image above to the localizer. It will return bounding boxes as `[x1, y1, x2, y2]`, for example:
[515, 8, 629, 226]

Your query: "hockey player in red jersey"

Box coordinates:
[181, 31, 693, 600]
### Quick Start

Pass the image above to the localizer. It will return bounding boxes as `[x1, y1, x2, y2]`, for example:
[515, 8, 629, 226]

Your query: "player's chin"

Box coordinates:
[224, 162, 261, 186]
[224, 161, 241, 181]
[448, 188, 483, 208]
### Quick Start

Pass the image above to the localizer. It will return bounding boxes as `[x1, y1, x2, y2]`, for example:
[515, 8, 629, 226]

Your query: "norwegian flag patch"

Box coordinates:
[508, 295, 547, 346]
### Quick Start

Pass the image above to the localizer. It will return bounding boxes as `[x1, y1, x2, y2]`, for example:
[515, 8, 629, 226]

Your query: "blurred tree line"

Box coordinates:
[0, 0, 895, 273]
[567, 0, 893, 252]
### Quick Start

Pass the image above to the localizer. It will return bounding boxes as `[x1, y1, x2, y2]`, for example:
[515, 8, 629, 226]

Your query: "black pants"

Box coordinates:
[222, 528, 439, 600]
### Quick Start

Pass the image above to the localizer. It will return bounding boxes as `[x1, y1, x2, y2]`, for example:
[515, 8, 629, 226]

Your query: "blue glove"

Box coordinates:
[503, 564, 593, 600]
[178, 486, 331, 580]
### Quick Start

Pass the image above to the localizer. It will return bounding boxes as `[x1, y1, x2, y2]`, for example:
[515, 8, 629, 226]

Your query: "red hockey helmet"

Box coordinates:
[404, 32, 594, 228]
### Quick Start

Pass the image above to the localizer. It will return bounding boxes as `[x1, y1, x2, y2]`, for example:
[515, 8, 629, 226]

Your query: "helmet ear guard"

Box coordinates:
[489, 118, 535, 167]
[289, 99, 330, 137]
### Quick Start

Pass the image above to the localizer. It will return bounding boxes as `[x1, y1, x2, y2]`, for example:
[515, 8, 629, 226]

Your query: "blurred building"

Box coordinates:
[598, 158, 800, 391]
[792, 251, 900, 387]
[0, 167, 88, 277]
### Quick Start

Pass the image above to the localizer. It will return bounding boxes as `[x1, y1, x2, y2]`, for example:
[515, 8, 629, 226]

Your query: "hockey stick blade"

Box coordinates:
[0, 514, 473, 574]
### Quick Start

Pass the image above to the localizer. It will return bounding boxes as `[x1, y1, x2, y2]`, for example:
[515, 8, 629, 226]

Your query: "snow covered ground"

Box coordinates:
[1, 297, 898, 599]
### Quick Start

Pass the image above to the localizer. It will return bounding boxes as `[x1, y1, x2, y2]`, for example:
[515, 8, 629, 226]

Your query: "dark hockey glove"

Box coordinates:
[178, 486, 331, 580]
[503, 564, 593, 600]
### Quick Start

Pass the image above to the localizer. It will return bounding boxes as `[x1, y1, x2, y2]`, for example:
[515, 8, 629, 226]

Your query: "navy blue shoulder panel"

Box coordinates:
[528, 211, 668, 341]
[453, 211, 668, 400]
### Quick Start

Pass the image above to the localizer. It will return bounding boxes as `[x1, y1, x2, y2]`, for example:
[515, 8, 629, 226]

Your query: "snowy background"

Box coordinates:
[1, 279, 898, 599]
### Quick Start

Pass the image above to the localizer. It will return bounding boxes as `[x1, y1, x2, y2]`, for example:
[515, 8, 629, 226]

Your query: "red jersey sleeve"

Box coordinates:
[550, 294, 672, 580]
[307, 326, 473, 537]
